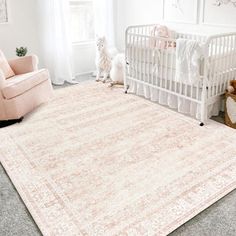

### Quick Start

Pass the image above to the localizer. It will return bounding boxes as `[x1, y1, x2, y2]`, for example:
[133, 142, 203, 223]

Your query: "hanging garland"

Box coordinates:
[214, 0, 236, 7]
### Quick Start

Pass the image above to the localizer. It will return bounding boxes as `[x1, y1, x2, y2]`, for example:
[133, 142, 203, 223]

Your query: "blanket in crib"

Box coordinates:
[175, 39, 202, 84]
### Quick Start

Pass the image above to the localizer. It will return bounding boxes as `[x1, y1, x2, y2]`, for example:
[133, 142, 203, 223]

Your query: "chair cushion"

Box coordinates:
[0, 50, 15, 79]
[2, 69, 49, 99]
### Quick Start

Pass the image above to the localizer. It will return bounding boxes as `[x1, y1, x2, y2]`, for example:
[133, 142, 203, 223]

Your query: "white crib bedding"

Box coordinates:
[128, 61, 229, 89]
[126, 44, 236, 74]
[126, 77, 223, 120]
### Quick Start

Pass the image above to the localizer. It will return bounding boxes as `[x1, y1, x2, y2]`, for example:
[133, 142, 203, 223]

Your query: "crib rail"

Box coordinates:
[126, 24, 208, 43]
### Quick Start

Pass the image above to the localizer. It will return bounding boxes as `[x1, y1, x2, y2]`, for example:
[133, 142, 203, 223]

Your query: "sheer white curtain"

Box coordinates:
[38, 0, 77, 85]
[93, 0, 115, 48]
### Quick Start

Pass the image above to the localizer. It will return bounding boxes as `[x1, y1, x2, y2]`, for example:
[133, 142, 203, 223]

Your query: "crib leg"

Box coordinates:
[200, 103, 207, 127]
[125, 85, 130, 94]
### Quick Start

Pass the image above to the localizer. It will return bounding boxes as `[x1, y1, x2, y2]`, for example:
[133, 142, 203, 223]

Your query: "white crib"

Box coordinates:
[125, 24, 236, 125]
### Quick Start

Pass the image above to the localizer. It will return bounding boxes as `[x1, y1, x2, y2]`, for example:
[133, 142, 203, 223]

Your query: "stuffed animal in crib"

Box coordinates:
[227, 80, 236, 94]
[150, 25, 176, 49]
[95, 37, 112, 83]
[109, 54, 126, 87]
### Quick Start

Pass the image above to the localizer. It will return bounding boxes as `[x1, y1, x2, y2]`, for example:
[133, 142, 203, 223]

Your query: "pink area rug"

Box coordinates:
[0, 82, 236, 236]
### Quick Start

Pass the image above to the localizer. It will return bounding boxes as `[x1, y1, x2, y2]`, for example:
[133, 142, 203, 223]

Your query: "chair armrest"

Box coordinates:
[8, 55, 39, 75]
[0, 69, 5, 89]
[0, 70, 5, 99]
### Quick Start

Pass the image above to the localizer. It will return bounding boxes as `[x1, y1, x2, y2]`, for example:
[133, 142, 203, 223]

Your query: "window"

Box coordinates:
[70, 0, 95, 43]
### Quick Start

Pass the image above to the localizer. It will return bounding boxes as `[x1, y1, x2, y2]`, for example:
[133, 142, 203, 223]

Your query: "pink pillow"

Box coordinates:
[0, 50, 15, 79]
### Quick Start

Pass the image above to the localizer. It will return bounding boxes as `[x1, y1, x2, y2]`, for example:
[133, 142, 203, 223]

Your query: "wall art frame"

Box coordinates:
[201, 0, 236, 27]
[163, 0, 199, 24]
[0, 0, 8, 24]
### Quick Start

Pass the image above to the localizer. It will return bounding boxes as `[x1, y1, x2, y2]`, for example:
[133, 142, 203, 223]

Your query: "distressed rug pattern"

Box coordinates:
[0, 82, 236, 236]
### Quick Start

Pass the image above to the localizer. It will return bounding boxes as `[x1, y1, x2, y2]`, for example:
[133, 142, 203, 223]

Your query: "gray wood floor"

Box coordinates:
[0, 75, 235, 236]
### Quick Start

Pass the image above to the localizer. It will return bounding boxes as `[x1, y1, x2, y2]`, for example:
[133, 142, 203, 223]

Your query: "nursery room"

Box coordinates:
[0, 0, 236, 235]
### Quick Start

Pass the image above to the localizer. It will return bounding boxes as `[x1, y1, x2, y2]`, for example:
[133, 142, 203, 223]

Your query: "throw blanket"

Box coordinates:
[176, 39, 202, 84]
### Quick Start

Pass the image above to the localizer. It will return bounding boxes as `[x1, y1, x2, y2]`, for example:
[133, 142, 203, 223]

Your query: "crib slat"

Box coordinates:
[229, 35, 234, 82]
[221, 36, 226, 93]
[143, 36, 146, 84]
[155, 48, 158, 88]
[159, 42, 164, 89]
[151, 42, 154, 86]
[134, 35, 136, 79]
[139, 35, 142, 83]
[128, 34, 132, 79]
[218, 37, 224, 96]
[170, 45, 175, 93]
[207, 38, 214, 99]
[232, 35, 236, 80]
[213, 37, 220, 97]
[164, 46, 168, 90]
[233, 35, 236, 79]
[148, 37, 150, 83]
[224, 36, 231, 92]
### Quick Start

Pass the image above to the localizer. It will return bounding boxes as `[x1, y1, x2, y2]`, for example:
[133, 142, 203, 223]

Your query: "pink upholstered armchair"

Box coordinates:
[0, 50, 53, 127]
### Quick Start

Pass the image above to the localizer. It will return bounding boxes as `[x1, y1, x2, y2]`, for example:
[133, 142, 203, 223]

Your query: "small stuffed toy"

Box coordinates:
[95, 37, 112, 83]
[227, 80, 236, 94]
[150, 25, 176, 49]
[109, 54, 126, 87]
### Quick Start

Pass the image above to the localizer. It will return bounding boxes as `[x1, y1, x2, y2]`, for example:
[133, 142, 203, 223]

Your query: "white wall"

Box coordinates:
[115, 0, 236, 51]
[115, 0, 163, 51]
[3, 0, 235, 76]
[0, 0, 95, 75]
[0, 0, 40, 60]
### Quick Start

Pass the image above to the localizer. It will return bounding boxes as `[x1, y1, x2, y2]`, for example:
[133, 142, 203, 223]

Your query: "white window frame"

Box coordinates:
[70, 0, 95, 45]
